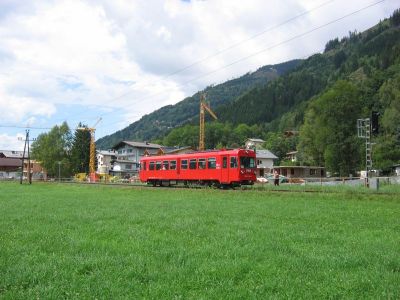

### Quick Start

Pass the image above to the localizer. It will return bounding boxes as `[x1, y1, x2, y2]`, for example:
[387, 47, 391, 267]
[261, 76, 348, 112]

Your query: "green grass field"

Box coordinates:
[1, 182, 399, 299]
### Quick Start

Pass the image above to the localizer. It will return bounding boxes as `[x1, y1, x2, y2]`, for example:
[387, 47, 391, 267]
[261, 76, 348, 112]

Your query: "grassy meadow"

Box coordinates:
[0, 182, 399, 299]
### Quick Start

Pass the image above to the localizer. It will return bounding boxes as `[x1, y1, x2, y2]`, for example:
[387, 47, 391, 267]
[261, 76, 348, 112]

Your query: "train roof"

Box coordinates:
[140, 148, 255, 160]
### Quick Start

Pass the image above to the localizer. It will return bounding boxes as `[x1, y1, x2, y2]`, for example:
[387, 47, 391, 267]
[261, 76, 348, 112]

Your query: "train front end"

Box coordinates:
[237, 149, 257, 185]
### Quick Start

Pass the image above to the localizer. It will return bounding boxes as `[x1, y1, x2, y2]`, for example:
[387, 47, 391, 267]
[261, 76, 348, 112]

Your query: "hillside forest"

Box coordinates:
[157, 10, 400, 176]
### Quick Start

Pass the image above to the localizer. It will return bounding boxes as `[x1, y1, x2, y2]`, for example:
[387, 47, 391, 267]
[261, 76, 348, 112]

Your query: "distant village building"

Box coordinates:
[0, 158, 21, 179]
[245, 138, 265, 150]
[96, 150, 116, 174]
[285, 151, 298, 162]
[23, 160, 47, 180]
[273, 166, 325, 180]
[111, 141, 162, 177]
[0, 150, 46, 180]
[0, 150, 24, 159]
[0, 150, 23, 179]
[255, 149, 278, 177]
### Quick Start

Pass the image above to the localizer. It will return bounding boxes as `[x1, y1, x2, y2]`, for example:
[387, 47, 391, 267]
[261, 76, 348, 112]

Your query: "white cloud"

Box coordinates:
[0, 133, 26, 151]
[156, 26, 172, 43]
[0, 82, 56, 123]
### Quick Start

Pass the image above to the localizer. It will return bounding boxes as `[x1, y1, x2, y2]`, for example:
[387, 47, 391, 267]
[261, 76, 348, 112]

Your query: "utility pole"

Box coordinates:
[20, 130, 33, 184]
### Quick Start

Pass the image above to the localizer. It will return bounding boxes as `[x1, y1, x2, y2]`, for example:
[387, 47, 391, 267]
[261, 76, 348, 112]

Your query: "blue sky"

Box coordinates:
[0, 0, 398, 150]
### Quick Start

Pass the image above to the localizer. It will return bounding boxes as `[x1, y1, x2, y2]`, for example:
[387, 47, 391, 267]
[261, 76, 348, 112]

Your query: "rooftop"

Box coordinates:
[97, 150, 116, 156]
[256, 149, 278, 159]
[112, 141, 162, 150]
[246, 138, 265, 143]
[0, 150, 25, 159]
[0, 157, 22, 167]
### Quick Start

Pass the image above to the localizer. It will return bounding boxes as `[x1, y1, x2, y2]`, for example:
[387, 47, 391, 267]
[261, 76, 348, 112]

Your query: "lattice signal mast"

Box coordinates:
[199, 94, 218, 151]
[77, 117, 102, 176]
[357, 118, 372, 187]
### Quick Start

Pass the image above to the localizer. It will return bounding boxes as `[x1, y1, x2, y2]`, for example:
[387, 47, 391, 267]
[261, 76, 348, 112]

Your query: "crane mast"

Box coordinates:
[199, 94, 218, 151]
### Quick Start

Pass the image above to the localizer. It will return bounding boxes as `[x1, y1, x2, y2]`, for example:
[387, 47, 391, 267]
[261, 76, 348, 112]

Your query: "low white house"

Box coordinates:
[255, 149, 278, 177]
[96, 150, 116, 174]
[111, 141, 162, 177]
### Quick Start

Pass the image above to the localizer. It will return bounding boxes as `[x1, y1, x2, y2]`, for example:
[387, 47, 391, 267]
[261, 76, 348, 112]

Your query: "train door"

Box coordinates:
[176, 158, 180, 175]
[221, 156, 229, 183]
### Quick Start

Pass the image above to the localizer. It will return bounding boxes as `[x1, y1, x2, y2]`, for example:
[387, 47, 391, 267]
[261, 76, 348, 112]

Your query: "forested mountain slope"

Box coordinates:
[96, 60, 301, 149]
[217, 14, 400, 131]
[160, 10, 400, 175]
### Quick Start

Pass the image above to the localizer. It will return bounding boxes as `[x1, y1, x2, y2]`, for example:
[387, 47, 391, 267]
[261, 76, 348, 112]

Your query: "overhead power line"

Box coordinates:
[0, 125, 53, 130]
[182, 0, 387, 85]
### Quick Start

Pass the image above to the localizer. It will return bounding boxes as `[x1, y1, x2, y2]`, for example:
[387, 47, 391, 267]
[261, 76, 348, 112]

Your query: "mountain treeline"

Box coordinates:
[96, 60, 301, 149]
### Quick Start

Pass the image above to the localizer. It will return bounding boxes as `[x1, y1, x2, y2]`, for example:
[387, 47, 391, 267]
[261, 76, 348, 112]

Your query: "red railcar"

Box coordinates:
[139, 149, 256, 187]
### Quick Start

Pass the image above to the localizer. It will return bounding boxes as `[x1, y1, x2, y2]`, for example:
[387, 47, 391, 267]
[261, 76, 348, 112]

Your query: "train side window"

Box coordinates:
[181, 159, 188, 170]
[222, 157, 227, 168]
[198, 158, 206, 169]
[170, 160, 176, 170]
[162, 161, 169, 170]
[208, 158, 216, 169]
[230, 157, 237, 168]
[141, 161, 147, 171]
[156, 161, 162, 170]
[149, 161, 155, 170]
[189, 159, 197, 169]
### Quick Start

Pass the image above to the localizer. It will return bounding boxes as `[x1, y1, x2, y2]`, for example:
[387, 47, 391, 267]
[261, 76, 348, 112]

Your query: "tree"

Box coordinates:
[299, 80, 363, 176]
[324, 37, 340, 52]
[263, 132, 298, 165]
[373, 74, 400, 171]
[163, 125, 199, 149]
[390, 8, 400, 26]
[31, 122, 73, 177]
[70, 123, 91, 174]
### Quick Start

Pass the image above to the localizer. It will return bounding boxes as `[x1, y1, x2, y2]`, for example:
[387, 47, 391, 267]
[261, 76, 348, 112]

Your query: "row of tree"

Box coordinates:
[31, 122, 91, 178]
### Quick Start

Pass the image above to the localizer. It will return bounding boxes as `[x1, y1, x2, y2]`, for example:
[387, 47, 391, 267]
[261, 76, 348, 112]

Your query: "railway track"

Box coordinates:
[25, 179, 383, 194]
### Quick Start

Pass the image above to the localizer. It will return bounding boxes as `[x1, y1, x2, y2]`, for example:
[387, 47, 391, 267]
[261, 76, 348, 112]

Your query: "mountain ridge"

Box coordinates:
[96, 59, 302, 149]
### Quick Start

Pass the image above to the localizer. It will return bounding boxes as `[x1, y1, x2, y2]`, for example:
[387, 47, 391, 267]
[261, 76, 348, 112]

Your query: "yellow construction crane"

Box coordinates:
[77, 117, 102, 177]
[199, 94, 218, 151]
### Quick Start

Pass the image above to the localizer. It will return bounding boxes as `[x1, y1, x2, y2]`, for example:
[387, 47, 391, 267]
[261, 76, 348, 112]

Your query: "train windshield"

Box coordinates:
[240, 156, 255, 168]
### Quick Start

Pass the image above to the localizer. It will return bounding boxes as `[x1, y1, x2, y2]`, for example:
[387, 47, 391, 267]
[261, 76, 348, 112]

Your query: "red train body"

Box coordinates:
[139, 149, 256, 187]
